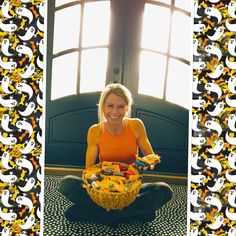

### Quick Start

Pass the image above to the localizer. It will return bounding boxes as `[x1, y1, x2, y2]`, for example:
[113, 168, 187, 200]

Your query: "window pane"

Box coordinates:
[141, 4, 170, 53]
[53, 5, 81, 54]
[80, 49, 108, 93]
[170, 11, 191, 61]
[175, 0, 191, 12]
[55, 0, 79, 7]
[166, 58, 190, 109]
[138, 51, 167, 98]
[82, 1, 110, 47]
[51, 52, 79, 100]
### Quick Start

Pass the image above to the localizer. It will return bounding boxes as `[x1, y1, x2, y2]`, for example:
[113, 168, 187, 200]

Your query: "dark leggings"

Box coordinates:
[58, 175, 173, 223]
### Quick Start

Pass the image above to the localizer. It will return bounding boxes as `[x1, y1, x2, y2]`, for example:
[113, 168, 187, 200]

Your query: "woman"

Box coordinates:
[59, 83, 173, 225]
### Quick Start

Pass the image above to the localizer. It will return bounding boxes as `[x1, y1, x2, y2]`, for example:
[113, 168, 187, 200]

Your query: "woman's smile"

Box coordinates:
[109, 115, 119, 119]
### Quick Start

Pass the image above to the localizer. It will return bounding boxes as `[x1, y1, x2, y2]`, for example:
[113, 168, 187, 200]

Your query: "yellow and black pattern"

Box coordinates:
[0, 0, 44, 235]
[191, 0, 236, 235]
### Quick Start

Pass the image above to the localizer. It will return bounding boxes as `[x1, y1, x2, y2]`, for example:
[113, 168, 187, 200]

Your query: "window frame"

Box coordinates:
[49, 0, 111, 99]
[47, 0, 191, 109]
[138, 0, 191, 102]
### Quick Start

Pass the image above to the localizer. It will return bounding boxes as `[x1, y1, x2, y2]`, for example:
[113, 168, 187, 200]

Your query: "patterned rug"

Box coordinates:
[43, 176, 187, 236]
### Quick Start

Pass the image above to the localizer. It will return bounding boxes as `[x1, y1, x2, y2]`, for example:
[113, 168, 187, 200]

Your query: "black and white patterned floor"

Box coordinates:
[43, 176, 187, 236]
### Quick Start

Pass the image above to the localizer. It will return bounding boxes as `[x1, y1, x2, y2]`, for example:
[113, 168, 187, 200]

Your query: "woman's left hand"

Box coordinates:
[134, 162, 155, 171]
[135, 154, 161, 171]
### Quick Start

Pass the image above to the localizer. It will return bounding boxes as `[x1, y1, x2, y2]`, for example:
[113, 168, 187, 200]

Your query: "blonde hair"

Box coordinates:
[98, 83, 133, 123]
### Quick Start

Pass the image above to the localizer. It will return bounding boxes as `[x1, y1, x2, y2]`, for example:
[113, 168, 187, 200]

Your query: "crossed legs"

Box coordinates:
[58, 175, 173, 224]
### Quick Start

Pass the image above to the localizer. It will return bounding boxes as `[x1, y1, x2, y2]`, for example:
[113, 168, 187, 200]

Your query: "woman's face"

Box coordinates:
[103, 93, 128, 125]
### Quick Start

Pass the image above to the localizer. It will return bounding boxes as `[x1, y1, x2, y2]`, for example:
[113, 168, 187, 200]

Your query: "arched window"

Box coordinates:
[48, 0, 191, 109]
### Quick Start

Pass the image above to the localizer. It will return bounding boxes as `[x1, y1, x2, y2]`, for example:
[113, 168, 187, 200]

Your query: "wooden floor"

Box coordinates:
[45, 165, 188, 185]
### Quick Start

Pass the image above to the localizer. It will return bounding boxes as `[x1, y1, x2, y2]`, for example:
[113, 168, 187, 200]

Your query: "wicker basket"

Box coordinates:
[83, 162, 142, 210]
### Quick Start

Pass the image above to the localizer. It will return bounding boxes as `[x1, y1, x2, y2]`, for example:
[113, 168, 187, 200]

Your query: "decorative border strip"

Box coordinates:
[0, 0, 44, 235]
[191, 0, 236, 235]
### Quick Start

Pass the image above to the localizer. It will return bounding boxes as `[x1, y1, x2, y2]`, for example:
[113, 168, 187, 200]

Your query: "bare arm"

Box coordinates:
[85, 125, 100, 169]
[131, 119, 160, 170]
[135, 119, 154, 156]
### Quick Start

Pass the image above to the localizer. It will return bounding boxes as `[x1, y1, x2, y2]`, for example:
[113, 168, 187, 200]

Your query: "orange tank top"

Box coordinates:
[98, 122, 138, 164]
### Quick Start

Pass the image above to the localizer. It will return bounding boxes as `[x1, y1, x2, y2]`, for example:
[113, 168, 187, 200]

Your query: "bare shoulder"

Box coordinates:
[127, 118, 145, 137]
[87, 124, 101, 139]
[128, 118, 144, 129]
